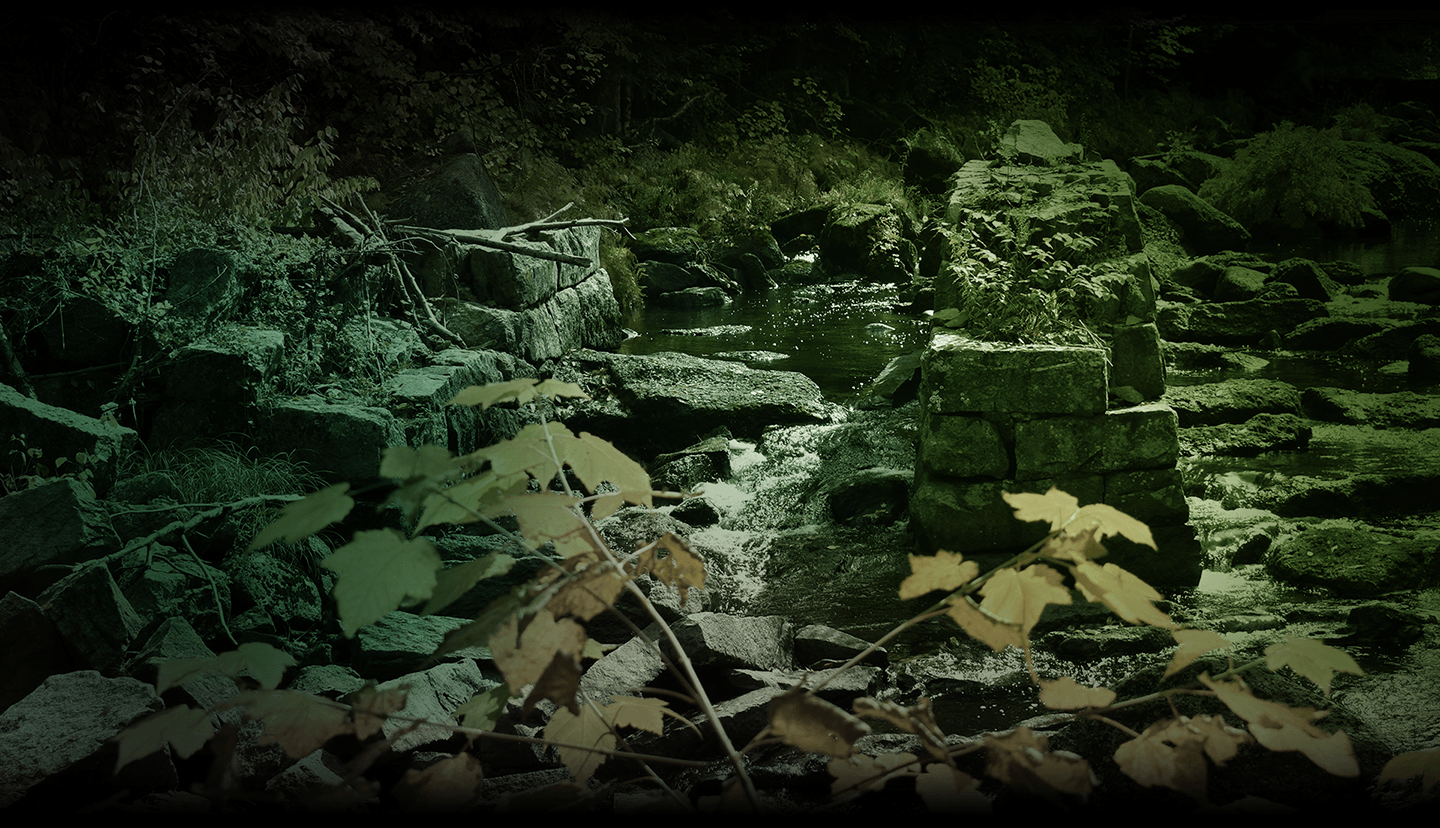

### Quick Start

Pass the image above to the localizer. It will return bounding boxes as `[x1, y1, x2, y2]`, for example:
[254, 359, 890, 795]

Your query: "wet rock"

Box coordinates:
[1157, 297, 1329, 345]
[1266, 521, 1440, 596]
[1301, 386, 1440, 428]
[1178, 412, 1312, 457]
[1163, 379, 1302, 427]
[1406, 333, 1440, 380]
[1138, 184, 1251, 255]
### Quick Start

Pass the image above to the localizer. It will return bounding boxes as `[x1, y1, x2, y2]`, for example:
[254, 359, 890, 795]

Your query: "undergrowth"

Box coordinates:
[112, 379, 1440, 813]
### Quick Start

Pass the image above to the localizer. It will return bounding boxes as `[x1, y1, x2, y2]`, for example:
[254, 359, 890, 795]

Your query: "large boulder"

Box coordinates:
[1138, 185, 1251, 255]
[996, 120, 1082, 166]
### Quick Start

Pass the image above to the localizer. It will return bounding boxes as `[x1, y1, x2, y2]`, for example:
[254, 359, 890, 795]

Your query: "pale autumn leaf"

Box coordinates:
[470, 421, 570, 482]
[1003, 487, 1080, 531]
[1038, 676, 1117, 710]
[632, 533, 706, 607]
[853, 697, 947, 759]
[249, 482, 353, 550]
[484, 491, 594, 557]
[1114, 718, 1210, 803]
[1379, 747, 1440, 791]
[544, 704, 615, 785]
[490, 609, 588, 695]
[915, 764, 990, 812]
[828, 753, 918, 795]
[945, 594, 1027, 652]
[322, 530, 442, 637]
[113, 705, 215, 773]
[769, 686, 871, 758]
[422, 552, 516, 616]
[1264, 637, 1363, 696]
[552, 431, 653, 517]
[448, 378, 541, 409]
[899, 549, 979, 599]
[1200, 673, 1360, 777]
[601, 696, 670, 735]
[224, 689, 352, 760]
[344, 683, 409, 740]
[157, 641, 297, 693]
[984, 726, 1095, 800]
[1066, 502, 1156, 549]
[1072, 559, 1175, 628]
[1165, 629, 1232, 680]
[978, 564, 1070, 637]
[523, 649, 584, 718]
[395, 752, 485, 812]
[548, 561, 627, 621]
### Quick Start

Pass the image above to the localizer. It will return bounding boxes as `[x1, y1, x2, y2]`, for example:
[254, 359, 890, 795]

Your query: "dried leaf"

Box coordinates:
[490, 609, 588, 695]
[769, 686, 871, 758]
[395, 753, 485, 812]
[984, 726, 1095, 800]
[1071, 559, 1175, 628]
[1114, 718, 1210, 803]
[944, 594, 1027, 652]
[1165, 629, 1231, 680]
[1379, 747, 1440, 791]
[828, 753, 918, 795]
[915, 764, 990, 812]
[632, 533, 706, 607]
[978, 564, 1070, 638]
[345, 683, 409, 740]
[1038, 676, 1116, 710]
[899, 549, 979, 599]
[523, 649, 583, 718]
[853, 697, 948, 760]
[1200, 673, 1359, 777]
[543, 704, 614, 785]
[1263, 636, 1363, 696]
[224, 689, 353, 759]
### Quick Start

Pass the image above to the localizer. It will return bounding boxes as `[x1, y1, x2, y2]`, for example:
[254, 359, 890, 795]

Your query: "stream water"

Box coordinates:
[619, 223, 1440, 749]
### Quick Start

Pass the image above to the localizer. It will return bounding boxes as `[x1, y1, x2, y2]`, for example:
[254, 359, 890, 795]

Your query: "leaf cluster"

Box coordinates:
[111, 382, 1436, 813]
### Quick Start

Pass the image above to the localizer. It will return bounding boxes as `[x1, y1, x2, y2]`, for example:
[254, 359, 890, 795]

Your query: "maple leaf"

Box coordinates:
[157, 641, 296, 693]
[344, 683, 409, 740]
[978, 564, 1071, 638]
[322, 529, 442, 637]
[631, 533, 706, 607]
[1066, 502, 1156, 549]
[113, 705, 216, 773]
[380, 444, 461, 481]
[1004, 487, 1080, 531]
[1038, 676, 1117, 710]
[552, 431, 654, 518]
[1114, 718, 1211, 803]
[1263, 636, 1363, 696]
[523, 650, 584, 718]
[853, 697, 948, 759]
[454, 685, 511, 732]
[395, 752, 486, 812]
[600, 695, 670, 735]
[1071, 559, 1175, 628]
[769, 685, 872, 758]
[547, 560, 627, 621]
[544, 704, 615, 784]
[898, 549, 979, 599]
[490, 609, 588, 695]
[1200, 673, 1360, 777]
[222, 689, 353, 759]
[485, 491, 595, 557]
[984, 726, 1095, 800]
[422, 552, 516, 616]
[449, 378, 588, 410]
[1379, 747, 1440, 792]
[915, 764, 990, 812]
[248, 482, 354, 550]
[828, 753, 919, 795]
[413, 469, 529, 534]
[1164, 629, 1232, 680]
[944, 594, 1027, 652]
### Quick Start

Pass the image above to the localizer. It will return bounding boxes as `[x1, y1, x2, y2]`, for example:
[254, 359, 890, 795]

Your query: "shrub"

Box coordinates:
[1198, 122, 1376, 231]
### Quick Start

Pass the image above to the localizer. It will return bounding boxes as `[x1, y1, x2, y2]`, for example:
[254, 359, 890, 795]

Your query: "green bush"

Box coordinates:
[1198, 122, 1376, 231]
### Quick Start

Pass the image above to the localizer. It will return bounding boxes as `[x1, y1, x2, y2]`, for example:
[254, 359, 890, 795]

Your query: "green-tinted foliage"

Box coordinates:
[1199, 121, 1376, 230]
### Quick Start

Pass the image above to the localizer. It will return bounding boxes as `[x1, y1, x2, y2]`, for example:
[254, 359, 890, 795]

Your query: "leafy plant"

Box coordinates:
[110, 378, 1437, 812]
[1198, 121, 1376, 231]
[1, 432, 95, 495]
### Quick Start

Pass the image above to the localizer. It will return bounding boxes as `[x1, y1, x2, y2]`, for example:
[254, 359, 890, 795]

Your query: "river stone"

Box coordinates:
[1266, 521, 1440, 596]
[573, 350, 836, 456]
[1162, 379, 1302, 427]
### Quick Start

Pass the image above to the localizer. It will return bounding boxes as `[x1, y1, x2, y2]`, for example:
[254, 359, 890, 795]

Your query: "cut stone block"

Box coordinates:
[910, 468, 1104, 554]
[922, 331, 1108, 416]
[1014, 403, 1178, 480]
[919, 409, 1010, 479]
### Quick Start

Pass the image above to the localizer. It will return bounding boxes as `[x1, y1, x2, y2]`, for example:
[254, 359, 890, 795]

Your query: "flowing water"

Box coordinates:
[620, 223, 1440, 742]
